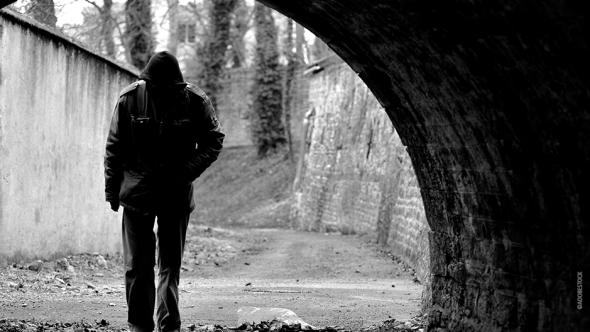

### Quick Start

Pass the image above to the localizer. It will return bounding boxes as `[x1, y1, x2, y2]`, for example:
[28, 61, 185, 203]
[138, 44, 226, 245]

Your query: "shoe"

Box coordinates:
[128, 323, 153, 332]
[159, 329, 180, 332]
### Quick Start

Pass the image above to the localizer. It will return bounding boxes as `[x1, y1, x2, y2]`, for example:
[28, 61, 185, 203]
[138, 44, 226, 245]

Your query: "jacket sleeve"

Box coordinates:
[184, 93, 225, 181]
[104, 96, 126, 202]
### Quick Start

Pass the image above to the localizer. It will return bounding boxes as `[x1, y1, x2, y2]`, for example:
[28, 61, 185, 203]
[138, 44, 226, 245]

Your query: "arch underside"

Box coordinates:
[258, 0, 589, 330]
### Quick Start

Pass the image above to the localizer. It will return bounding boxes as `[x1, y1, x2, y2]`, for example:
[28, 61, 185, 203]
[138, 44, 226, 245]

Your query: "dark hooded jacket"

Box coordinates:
[104, 51, 225, 212]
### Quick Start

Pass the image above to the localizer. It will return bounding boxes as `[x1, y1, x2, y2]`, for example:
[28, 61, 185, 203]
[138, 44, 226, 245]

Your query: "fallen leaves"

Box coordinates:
[193, 321, 343, 332]
[0, 318, 113, 332]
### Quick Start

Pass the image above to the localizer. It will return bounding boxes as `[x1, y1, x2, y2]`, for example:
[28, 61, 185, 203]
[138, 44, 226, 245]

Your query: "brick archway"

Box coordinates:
[258, 1, 589, 330]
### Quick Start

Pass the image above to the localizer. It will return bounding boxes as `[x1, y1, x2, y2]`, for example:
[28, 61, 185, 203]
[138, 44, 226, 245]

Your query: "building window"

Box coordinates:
[177, 23, 196, 44]
[177, 24, 186, 43]
[187, 24, 196, 43]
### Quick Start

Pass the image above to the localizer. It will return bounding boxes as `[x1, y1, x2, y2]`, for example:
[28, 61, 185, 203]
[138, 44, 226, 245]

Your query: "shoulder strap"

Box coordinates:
[122, 80, 147, 118]
[184, 83, 203, 119]
[186, 83, 208, 101]
[137, 80, 148, 118]
[120, 81, 140, 96]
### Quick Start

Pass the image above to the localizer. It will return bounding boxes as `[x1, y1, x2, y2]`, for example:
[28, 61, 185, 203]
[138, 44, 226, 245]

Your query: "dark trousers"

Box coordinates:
[122, 207, 189, 332]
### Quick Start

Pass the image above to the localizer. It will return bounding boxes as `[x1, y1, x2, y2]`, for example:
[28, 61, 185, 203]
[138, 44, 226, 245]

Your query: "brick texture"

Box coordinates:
[258, 1, 590, 330]
[291, 60, 430, 283]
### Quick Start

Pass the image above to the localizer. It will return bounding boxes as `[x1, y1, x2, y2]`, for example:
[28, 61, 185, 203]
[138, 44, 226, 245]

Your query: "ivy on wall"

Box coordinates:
[250, 2, 285, 157]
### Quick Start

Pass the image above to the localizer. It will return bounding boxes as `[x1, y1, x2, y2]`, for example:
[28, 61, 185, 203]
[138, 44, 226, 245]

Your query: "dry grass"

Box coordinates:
[190, 146, 296, 228]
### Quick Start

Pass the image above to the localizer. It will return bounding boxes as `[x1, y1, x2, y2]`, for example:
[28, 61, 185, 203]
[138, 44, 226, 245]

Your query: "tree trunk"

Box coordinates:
[199, 0, 238, 109]
[125, 0, 154, 69]
[166, 0, 179, 55]
[251, 2, 286, 157]
[101, 0, 116, 57]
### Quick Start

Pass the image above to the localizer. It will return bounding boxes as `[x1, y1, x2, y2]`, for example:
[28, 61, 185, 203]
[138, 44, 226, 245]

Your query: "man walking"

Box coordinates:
[104, 51, 224, 332]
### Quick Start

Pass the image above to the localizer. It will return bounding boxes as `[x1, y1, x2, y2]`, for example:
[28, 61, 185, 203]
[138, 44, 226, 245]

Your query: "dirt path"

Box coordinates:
[0, 227, 423, 330]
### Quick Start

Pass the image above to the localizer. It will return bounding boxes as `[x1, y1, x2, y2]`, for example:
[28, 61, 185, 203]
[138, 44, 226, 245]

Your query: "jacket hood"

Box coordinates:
[139, 51, 185, 87]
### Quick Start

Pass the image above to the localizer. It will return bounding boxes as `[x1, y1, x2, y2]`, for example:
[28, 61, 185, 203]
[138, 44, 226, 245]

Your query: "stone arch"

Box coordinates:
[258, 1, 589, 331]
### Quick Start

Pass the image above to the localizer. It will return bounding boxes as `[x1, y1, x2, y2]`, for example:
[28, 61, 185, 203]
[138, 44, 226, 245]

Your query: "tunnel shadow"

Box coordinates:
[256, 1, 589, 331]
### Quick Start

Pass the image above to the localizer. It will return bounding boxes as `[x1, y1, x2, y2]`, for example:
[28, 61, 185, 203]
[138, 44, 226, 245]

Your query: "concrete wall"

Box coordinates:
[0, 10, 136, 262]
[292, 59, 430, 282]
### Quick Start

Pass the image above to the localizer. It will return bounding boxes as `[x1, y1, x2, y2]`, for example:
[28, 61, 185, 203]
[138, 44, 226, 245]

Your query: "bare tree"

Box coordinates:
[83, 0, 116, 57]
[166, 0, 179, 55]
[26, 0, 57, 27]
[60, 0, 127, 61]
[125, 0, 154, 69]
[101, 0, 116, 57]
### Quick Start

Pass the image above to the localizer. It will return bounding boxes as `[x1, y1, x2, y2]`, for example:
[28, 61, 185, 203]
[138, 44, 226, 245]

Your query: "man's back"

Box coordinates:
[105, 52, 224, 213]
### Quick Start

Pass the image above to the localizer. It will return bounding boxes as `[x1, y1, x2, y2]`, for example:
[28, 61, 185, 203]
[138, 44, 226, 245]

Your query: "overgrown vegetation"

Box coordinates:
[191, 147, 295, 228]
[197, 0, 239, 109]
[250, 3, 286, 157]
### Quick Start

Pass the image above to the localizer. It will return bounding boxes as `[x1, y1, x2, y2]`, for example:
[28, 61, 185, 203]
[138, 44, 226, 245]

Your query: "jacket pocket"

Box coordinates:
[119, 170, 154, 209]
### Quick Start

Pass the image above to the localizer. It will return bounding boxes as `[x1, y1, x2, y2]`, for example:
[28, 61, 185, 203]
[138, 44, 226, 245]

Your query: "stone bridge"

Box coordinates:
[256, 1, 588, 331]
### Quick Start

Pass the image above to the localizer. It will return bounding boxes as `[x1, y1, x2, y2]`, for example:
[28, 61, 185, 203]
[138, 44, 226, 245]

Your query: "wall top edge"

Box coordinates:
[0, 8, 139, 79]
